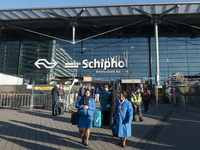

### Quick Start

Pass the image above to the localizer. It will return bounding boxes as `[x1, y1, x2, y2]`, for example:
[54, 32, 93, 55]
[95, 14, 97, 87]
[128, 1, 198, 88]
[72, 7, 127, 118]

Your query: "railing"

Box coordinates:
[0, 92, 78, 110]
[65, 93, 78, 110]
[33, 94, 52, 109]
[0, 93, 32, 108]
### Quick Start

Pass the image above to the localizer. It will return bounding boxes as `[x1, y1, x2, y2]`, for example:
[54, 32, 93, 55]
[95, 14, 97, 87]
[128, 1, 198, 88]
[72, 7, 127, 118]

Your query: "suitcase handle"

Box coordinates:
[96, 117, 99, 122]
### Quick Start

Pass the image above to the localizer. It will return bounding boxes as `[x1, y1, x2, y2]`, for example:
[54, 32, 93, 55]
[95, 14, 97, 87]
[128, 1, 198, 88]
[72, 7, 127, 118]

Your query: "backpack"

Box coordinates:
[171, 88, 174, 94]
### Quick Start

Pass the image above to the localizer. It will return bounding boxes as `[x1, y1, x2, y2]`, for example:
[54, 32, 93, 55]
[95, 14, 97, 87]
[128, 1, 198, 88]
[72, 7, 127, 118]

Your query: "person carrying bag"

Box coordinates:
[75, 89, 96, 146]
[71, 111, 79, 125]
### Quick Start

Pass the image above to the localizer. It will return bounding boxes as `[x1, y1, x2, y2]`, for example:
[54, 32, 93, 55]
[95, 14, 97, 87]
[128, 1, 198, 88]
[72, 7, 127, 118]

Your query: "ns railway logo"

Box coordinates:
[34, 59, 58, 69]
[34, 56, 128, 70]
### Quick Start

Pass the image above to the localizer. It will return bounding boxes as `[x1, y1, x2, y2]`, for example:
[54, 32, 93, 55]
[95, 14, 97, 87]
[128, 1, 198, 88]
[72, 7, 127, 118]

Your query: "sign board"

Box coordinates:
[155, 73, 160, 83]
[121, 78, 142, 84]
[63, 87, 69, 90]
[34, 86, 69, 91]
[35, 53, 128, 71]
[27, 85, 33, 89]
[34, 59, 57, 69]
[83, 77, 92, 81]
[35, 86, 54, 90]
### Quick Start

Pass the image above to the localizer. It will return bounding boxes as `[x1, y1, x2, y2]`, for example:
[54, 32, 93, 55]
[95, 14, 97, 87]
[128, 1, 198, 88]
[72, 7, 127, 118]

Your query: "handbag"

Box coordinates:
[112, 125, 118, 137]
[71, 111, 79, 125]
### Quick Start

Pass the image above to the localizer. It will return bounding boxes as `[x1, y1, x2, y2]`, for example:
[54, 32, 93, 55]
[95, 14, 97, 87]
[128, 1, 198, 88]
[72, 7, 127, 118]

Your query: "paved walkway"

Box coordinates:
[0, 100, 200, 150]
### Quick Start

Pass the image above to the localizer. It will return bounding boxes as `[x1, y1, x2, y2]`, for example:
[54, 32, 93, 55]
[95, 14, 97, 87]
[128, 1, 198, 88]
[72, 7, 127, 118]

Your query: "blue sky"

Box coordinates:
[1, 0, 200, 9]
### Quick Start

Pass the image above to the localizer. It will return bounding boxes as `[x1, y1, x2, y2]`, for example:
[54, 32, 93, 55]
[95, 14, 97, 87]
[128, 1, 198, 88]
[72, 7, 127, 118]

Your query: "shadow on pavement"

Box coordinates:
[0, 120, 87, 150]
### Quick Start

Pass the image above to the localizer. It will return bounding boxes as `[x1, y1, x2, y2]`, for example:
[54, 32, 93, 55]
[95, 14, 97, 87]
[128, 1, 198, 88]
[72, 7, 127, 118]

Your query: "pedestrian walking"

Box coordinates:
[100, 85, 111, 126]
[114, 91, 133, 148]
[58, 85, 64, 115]
[94, 87, 100, 103]
[51, 84, 60, 116]
[130, 87, 143, 122]
[78, 85, 85, 97]
[167, 86, 172, 103]
[75, 89, 96, 146]
[108, 86, 118, 127]
[171, 87, 176, 103]
[142, 88, 151, 113]
[91, 86, 95, 98]
[59, 85, 64, 102]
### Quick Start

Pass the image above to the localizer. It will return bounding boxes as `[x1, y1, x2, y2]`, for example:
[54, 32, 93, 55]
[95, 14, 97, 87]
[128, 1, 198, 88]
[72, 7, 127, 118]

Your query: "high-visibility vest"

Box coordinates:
[130, 93, 142, 103]
[165, 89, 168, 94]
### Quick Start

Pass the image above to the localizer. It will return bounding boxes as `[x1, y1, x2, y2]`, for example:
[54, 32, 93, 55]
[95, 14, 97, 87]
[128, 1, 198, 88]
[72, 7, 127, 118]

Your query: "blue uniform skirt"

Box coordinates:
[78, 116, 93, 128]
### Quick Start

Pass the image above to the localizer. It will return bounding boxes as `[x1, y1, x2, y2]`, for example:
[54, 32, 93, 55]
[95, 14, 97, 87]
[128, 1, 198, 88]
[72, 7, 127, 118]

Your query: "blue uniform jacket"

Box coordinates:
[75, 97, 96, 117]
[114, 99, 133, 138]
[100, 90, 111, 111]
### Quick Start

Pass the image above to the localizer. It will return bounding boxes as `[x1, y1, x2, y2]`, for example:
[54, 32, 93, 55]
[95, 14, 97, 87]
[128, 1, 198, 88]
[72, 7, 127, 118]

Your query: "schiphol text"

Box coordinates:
[82, 57, 127, 71]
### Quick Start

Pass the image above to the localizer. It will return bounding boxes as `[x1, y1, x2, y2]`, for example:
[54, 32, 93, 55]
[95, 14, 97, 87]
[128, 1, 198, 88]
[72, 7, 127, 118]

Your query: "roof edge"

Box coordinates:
[0, 2, 200, 11]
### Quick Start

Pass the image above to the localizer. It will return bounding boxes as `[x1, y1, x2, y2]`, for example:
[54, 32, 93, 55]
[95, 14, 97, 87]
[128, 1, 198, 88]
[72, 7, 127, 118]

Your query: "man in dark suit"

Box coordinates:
[51, 84, 60, 116]
[108, 86, 118, 127]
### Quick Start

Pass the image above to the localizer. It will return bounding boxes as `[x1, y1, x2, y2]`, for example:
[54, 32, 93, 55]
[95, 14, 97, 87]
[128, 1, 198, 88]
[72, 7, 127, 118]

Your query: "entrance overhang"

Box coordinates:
[1, 2, 200, 42]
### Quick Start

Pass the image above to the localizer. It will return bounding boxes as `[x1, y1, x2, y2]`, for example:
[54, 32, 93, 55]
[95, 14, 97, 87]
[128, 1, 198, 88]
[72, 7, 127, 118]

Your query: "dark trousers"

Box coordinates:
[102, 111, 110, 125]
[108, 110, 114, 127]
[52, 100, 59, 116]
[133, 103, 143, 119]
[144, 101, 150, 112]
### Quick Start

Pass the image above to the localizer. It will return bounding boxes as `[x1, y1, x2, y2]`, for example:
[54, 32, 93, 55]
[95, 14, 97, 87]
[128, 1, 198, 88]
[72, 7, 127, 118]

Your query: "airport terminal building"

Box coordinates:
[1, 2, 200, 85]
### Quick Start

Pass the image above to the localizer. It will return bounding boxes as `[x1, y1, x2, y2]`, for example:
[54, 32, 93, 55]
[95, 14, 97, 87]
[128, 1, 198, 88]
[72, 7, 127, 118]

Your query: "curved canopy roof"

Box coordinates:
[0, 2, 200, 20]
[1, 2, 200, 41]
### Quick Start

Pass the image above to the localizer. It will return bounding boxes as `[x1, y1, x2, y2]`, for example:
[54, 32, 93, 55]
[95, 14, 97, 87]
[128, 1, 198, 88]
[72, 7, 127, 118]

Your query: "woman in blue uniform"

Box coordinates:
[114, 91, 133, 147]
[75, 89, 96, 146]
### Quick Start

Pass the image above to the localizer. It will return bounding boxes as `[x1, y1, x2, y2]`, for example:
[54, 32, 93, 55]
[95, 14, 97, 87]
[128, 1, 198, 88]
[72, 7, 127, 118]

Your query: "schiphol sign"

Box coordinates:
[82, 56, 127, 71]
[35, 55, 128, 71]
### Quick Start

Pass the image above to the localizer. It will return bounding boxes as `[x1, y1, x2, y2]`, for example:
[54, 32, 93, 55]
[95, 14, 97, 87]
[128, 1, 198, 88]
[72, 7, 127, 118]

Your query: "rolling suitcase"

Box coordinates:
[63, 104, 67, 112]
[94, 110, 102, 127]
[58, 106, 64, 115]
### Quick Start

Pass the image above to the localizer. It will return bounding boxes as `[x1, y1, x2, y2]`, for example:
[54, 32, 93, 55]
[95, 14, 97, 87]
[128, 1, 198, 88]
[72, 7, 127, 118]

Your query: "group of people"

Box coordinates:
[52, 84, 151, 147]
[75, 84, 151, 148]
[78, 85, 116, 128]
[165, 86, 175, 103]
[79, 85, 101, 103]
[130, 87, 151, 122]
[76, 85, 132, 147]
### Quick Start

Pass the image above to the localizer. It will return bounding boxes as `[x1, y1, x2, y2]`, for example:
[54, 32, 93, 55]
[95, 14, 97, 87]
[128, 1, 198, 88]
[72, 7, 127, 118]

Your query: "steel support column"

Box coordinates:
[154, 19, 160, 109]
[148, 38, 152, 89]
[154, 20, 160, 84]
[72, 24, 76, 45]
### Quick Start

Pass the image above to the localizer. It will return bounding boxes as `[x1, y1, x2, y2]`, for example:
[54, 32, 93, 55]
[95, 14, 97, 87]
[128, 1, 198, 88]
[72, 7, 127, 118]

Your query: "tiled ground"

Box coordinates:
[0, 101, 200, 150]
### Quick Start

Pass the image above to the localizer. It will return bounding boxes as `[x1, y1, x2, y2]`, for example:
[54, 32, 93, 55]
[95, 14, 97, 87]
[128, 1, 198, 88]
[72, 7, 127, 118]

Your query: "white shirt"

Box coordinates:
[167, 88, 171, 95]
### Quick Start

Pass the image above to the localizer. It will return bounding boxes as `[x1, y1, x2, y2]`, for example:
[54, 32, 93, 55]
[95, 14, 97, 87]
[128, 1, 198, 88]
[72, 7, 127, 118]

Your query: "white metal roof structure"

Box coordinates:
[1, 2, 200, 42]
[0, 2, 200, 20]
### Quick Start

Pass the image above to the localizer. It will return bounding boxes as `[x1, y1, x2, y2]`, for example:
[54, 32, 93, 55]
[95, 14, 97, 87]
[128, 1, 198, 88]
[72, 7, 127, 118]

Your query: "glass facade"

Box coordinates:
[57, 38, 149, 81]
[151, 37, 200, 78]
[1, 37, 200, 84]
[20, 41, 53, 82]
[0, 41, 20, 75]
